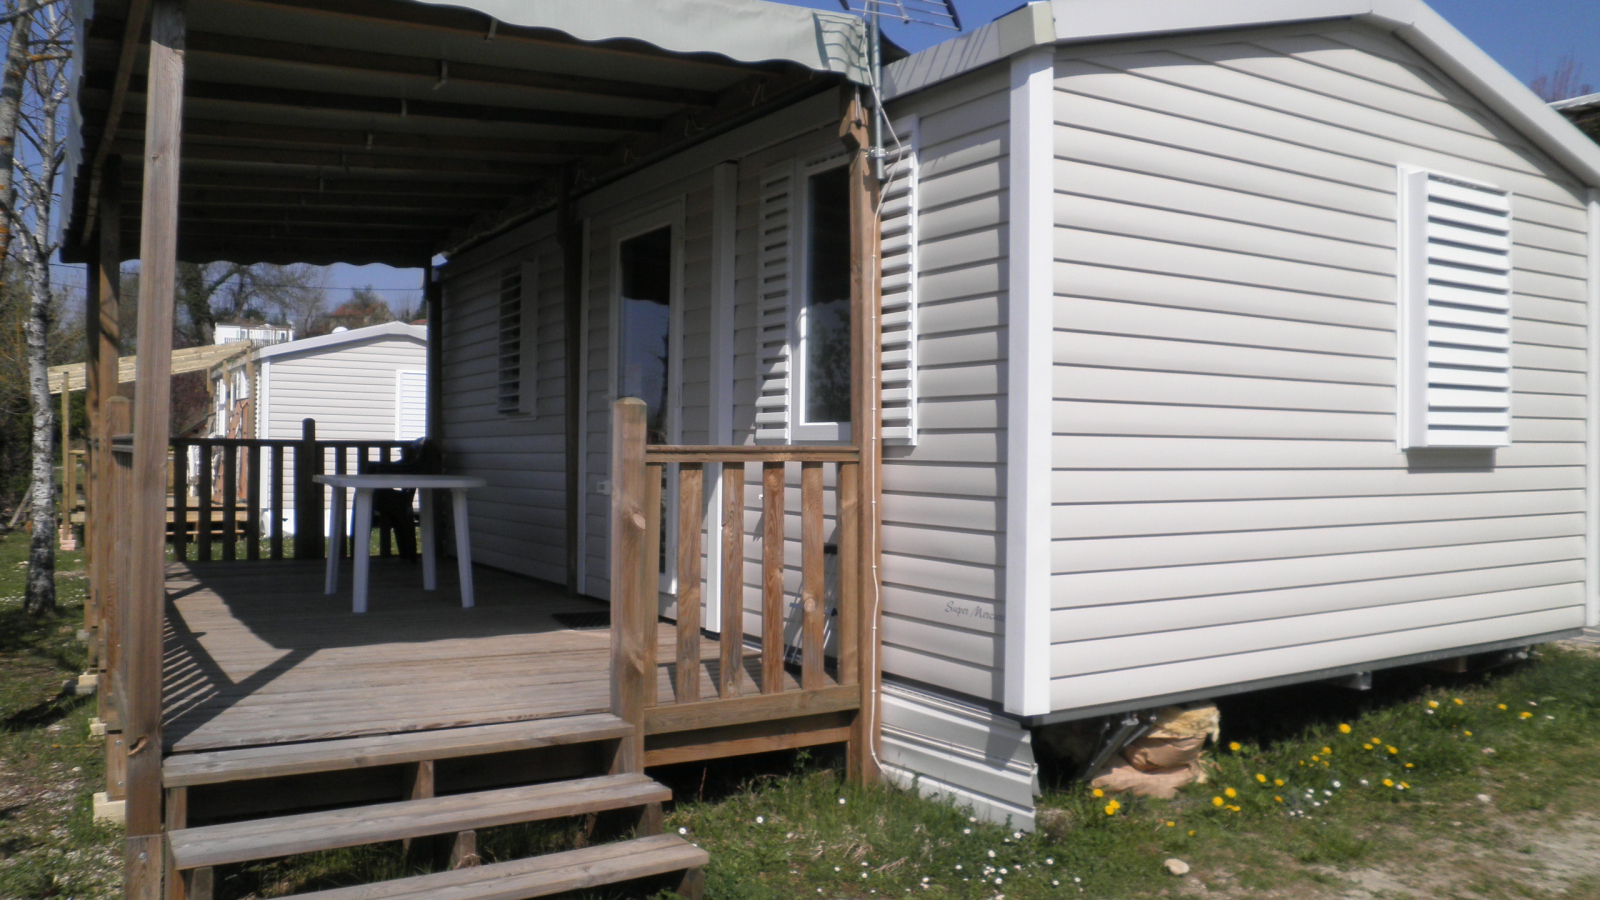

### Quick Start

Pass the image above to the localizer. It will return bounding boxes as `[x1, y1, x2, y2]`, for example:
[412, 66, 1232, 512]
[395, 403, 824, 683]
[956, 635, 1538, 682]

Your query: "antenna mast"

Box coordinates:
[838, 0, 962, 181]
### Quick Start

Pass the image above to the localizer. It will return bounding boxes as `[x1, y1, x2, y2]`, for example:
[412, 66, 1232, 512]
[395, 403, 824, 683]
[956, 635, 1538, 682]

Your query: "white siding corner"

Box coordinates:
[1587, 188, 1599, 628]
[1005, 45, 1055, 717]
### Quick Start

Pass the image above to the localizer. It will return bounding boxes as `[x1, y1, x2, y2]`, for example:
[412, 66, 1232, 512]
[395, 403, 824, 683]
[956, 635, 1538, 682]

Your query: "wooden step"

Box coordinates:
[164, 714, 633, 787]
[167, 773, 669, 870]
[286, 833, 706, 900]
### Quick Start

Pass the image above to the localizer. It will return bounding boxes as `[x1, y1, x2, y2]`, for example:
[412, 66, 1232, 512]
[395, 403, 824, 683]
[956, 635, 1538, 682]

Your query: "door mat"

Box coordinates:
[553, 611, 611, 630]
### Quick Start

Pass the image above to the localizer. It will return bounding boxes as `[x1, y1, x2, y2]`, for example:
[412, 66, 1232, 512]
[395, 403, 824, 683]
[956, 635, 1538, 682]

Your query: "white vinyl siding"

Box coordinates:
[1398, 168, 1514, 448]
[442, 221, 569, 583]
[754, 164, 795, 443]
[1047, 24, 1590, 713]
[396, 370, 426, 440]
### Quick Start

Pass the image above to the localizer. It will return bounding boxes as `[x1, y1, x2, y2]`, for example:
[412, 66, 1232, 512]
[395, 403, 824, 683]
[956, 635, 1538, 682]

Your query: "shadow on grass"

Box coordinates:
[1, 689, 91, 732]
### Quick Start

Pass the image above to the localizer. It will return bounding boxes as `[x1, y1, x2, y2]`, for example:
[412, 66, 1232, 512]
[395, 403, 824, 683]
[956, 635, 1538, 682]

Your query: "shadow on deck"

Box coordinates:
[161, 559, 793, 754]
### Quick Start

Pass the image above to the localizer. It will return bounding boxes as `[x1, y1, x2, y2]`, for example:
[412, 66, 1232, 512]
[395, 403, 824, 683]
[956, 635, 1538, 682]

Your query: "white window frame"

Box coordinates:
[790, 151, 853, 443]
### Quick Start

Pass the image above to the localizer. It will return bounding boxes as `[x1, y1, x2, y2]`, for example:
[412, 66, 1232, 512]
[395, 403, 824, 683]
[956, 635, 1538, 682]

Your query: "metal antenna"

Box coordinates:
[837, 0, 962, 181]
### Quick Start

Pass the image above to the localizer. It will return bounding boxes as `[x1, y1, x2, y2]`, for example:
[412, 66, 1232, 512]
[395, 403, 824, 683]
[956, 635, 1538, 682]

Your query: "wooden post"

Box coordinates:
[842, 85, 882, 783]
[59, 373, 71, 542]
[560, 200, 583, 593]
[89, 164, 123, 696]
[608, 399, 649, 773]
[104, 397, 132, 750]
[424, 262, 445, 560]
[674, 464, 703, 703]
[126, 3, 184, 896]
[294, 418, 322, 559]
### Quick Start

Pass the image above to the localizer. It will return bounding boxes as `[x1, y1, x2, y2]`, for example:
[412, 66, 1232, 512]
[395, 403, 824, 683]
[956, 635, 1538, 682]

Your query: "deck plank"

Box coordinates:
[163, 559, 800, 752]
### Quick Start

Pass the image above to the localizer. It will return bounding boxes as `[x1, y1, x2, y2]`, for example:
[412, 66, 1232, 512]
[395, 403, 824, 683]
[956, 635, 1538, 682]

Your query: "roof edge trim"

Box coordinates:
[254, 321, 427, 361]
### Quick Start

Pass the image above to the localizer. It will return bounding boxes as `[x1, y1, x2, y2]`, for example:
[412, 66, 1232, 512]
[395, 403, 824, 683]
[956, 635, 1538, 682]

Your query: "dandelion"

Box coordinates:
[1256, 774, 1267, 783]
[1091, 788, 1104, 798]
[1387, 746, 1398, 755]
[1229, 741, 1241, 752]
[963, 829, 972, 835]
[1274, 796, 1283, 803]
[1362, 744, 1373, 750]
[1428, 700, 1439, 709]
[1165, 821, 1175, 828]
[1464, 730, 1473, 737]
[678, 827, 688, 835]
[988, 850, 996, 858]
[1104, 804, 1118, 816]
[1013, 831, 1024, 839]
[836, 867, 842, 872]
[1321, 747, 1333, 755]
[1454, 698, 1464, 706]
[1332, 781, 1342, 788]
[1311, 755, 1320, 762]
[1338, 723, 1352, 734]
[839, 798, 847, 805]
[1274, 778, 1284, 787]
[1382, 779, 1394, 788]
[1227, 805, 1241, 812]
[955, 865, 963, 871]
[1497, 704, 1508, 711]
[1224, 787, 1237, 799]
[1398, 782, 1410, 790]
[1188, 831, 1196, 837]
[1519, 711, 1533, 720]
[1404, 763, 1414, 769]
[1212, 796, 1225, 808]
[1046, 859, 1054, 865]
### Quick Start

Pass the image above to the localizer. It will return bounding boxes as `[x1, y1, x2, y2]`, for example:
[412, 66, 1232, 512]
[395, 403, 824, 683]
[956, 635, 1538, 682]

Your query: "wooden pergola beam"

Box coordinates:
[104, 115, 613, 158]
[80, 0, 150, 240]
[143, 170, 515, 197]
[86, 77, 663, 133]
[169, 190, 505, 212]
[168, 205, 468, 228]
[110, 138, 554, 179]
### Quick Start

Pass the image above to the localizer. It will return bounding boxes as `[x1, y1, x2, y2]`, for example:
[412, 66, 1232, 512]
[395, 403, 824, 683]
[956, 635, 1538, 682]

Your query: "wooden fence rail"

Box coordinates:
[169, 418, 413, 562]
[609, 398, 866, 772]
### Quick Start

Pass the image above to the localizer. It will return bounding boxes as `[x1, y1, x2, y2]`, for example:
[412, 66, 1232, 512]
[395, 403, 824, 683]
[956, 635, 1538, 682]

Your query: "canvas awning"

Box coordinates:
[47, 342, 251, 394]
[60, 0, 870, 267]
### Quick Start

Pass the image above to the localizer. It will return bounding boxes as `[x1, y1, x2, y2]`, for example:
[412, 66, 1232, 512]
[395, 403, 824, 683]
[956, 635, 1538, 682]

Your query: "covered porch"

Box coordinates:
[64, 2, 887, 898]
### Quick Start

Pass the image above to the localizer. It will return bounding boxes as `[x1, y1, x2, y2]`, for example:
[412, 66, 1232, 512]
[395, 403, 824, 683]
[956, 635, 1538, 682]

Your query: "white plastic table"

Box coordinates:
[314, 473, 488, 614]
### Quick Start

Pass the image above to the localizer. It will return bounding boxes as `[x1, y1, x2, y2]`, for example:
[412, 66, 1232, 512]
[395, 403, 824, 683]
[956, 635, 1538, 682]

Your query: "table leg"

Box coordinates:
[420, 487, 437, 591]
[324, 485, 345, 595]
[451, 488, 474, 609]
[353, 489, 375, 614]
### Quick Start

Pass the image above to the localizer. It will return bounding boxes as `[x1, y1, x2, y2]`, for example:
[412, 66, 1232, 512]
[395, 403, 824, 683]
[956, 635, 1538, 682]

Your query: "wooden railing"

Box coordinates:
[168, 418, 413, 562]
[609, 398, 866, 771]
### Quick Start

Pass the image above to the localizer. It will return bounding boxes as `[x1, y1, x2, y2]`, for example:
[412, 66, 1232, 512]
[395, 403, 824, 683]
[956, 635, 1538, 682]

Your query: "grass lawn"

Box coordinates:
[0, 530, 121, 900]
[5, 524, 1600, 899]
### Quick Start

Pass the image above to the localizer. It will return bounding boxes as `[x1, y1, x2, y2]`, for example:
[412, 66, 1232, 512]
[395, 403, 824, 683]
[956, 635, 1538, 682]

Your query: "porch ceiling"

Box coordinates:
[63, 0, 866, 267]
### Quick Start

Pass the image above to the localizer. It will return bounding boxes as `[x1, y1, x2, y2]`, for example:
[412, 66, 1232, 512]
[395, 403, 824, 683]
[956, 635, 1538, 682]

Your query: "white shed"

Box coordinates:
[434, 0, 1600, 830]
[212, 321, 428, 532]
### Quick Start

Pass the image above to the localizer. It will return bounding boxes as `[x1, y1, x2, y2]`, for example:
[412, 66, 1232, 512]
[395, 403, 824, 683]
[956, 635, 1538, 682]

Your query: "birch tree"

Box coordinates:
[2, 0, 71, 615]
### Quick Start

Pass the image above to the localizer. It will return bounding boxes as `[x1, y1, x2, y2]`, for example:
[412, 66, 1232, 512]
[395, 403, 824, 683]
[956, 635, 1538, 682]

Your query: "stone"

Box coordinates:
[1164, 859, 1191, 876]
[1481, 747, 1497, 756]
[1476, 794, 1493, 803]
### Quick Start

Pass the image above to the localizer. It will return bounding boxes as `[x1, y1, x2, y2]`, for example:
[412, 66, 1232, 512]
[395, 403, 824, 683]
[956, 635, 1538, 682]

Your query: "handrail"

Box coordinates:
[610, 399, 864, 772]
[168, 418, 413, 562]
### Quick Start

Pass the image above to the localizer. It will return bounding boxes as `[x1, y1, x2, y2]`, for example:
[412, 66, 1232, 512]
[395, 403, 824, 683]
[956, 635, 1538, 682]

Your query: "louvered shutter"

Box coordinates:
[495, 264, 524, 415]
[396, 371, 427, 439]
[880, 117, 919, 446]
[755, 163, 795, 442]
[1398, 168, 1513, 449]
[519, 259, 540, 416]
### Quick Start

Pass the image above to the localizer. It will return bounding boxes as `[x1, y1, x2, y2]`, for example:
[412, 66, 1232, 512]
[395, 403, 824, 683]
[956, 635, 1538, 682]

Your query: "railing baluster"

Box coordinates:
[642, 462, 662, 709]
[379, 445, 392, 558]
[197, 443, 213, 562]
[719, 462, 744, 699]
[172, 443, 188, 562]
[246, 444, 261, 560]
[761, 460, 785, 694]
[608, 399, 650, 772]
[334, 446, 349, 559]
[221, 445, 237, 561]
[836, 460, 860, 687]
[800, 461, 825, 690]
[674, 463, 703, 704]
[270, 445, 284, 560]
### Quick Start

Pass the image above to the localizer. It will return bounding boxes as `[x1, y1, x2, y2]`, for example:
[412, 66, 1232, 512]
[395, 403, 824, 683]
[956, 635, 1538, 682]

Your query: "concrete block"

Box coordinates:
[89, 718, 106, 737]
[92, 792, 125, 824]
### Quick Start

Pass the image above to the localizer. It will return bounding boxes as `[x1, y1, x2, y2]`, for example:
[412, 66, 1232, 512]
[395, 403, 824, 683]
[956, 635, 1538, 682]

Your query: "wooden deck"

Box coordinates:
[163, 559, 795, 754]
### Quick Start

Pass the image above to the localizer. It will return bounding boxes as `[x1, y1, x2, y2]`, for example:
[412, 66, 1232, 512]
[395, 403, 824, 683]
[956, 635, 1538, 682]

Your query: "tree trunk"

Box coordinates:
[0, 5, 33, 268]
[23, 250, 55, 615]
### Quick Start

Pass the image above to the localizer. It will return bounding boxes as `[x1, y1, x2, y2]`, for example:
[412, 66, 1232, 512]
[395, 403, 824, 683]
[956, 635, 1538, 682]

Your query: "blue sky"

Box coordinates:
[60, 1, 1596, 307]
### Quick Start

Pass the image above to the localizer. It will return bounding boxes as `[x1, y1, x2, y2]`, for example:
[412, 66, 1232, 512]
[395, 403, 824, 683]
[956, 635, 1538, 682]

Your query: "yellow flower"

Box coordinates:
[1321, 747, 1333, 755]
[1362, 744, 1373, 751]
[1519, 711, 1533, 719]
[1212, 796, 1225, 808]
[1338, 724, 1352, 734]
[1464, 730, 1472, 737]
[1371, 737, 1382, 744]
[1404, 763, 1414, 769]
[1104, 804, 1118, 816]
[1188, 830, 1196, 837]
[1273, 779, 1284, 787]
[1387, 746, 1398, 755]
[1399, 782, 1410, 790]
[1382, 779, 1394, 788]
[1453, 698, 1464, 706]
[1229, 742, 1242, 752]
[1497, 704, 1507, 711]
[1092, 788, 1104, 798]
[1427, 700, 1439, 709]
[1224, 787, 1237, 799]
[1256, 773, 1267, 783]
[1165, 821, 1175, 827]
[1227, 805, 1241, 812]
[1311, 755, 1320, 762]
[1273, 796, 1283, 803]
